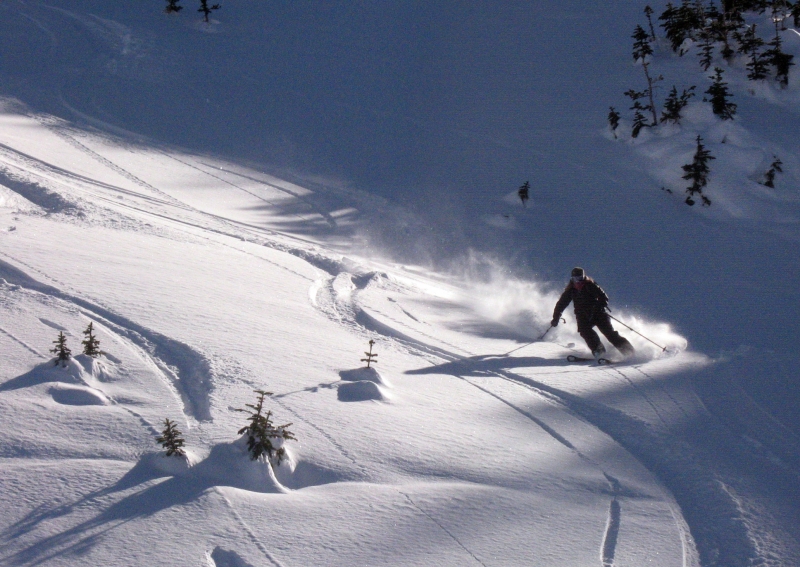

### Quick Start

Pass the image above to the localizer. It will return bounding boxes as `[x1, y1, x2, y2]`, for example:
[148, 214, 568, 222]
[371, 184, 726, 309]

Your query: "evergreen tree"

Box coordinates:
[765, 21, 794, 86]
[236, 390, 296, 464]
[165, 0, 183, 13]
[661, 85, 696, 123]
[763, 156, 783, 187]
[518, 181, 530, 207]
[698, 25, 716, 70]
[81, 322, 101, 357]
[360, 339, 378, 368]
[198, 0, 220, 23]
[156, 418, 186, 457]
[51, 331, 72, 367]
[711, 4, 744, 60]
[705, 67, 737, 119]
[791, 1, 800, 26]
[608, 107, 621, 138]
[644, 5, 658, 39]
[631, 26, 661, 125]
[625, 89, 652, 137]
[682, 135, 716, 206]
[660, 2, 694, 53]
[736, 24, 769, 80]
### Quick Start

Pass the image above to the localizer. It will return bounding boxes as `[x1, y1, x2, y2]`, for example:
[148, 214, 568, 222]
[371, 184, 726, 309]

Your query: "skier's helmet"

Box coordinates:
[571, 267, 585, 279]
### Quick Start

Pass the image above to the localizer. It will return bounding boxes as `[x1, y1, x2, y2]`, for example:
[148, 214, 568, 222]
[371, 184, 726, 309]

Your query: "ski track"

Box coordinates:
[0, 253, 213, 423]
[0, 324, 48, 359]
[215, 488, 286, 567]
[399, 492, 488, 567]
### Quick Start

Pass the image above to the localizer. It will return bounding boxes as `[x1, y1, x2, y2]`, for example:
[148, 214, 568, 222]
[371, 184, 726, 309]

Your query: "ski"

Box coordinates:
[566, 355, 616, 365]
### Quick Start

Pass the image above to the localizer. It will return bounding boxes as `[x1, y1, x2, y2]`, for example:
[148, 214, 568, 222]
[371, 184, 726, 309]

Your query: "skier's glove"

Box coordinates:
[551, 317, 560, 327]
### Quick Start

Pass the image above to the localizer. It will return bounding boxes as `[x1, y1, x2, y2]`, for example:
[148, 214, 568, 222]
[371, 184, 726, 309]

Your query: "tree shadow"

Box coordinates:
[406, 354, 568, 377]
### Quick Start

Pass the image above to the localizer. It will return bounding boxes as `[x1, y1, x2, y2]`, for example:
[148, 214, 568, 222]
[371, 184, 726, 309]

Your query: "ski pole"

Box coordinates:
[504, 318, 565, 356]
[607, 313, 667, 352]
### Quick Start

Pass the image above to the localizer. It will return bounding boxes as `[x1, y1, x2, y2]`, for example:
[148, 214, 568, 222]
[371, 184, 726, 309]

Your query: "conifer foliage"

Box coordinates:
[236, 390, 296, 464]
[164, 0, 183, 13]
[81, 322, 101, 357]
[51, 331, 71, 367]
[156, 418, 186, 457]
[661, 85, 696, 123]
[518, 181, 530, 207]
[608, 107, 621, 138]
[682, 135, 716, 206]
[361, 339, 378, 368]
[705, 68, 737, 119]
[762, 156, 783, 187]
[198, 0, 221, 23]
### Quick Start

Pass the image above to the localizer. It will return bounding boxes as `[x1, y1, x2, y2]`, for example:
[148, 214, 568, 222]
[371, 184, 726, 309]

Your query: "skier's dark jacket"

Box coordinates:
[553, 277, 609, 323]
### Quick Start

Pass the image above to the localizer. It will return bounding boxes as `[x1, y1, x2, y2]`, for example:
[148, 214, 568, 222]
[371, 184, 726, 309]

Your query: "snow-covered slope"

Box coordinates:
[0, 2, 799, 566]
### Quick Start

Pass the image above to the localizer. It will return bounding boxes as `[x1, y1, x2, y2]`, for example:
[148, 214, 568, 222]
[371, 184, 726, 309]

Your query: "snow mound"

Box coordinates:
[0, 358, 86, 391]
[337, 380, 389, 402]
[207, 547, 256, 567]
[139, 450, 201, 476]
[188, 436, 288, 494]
[48, 384, 109, 406]
[338, 366, 390, 387]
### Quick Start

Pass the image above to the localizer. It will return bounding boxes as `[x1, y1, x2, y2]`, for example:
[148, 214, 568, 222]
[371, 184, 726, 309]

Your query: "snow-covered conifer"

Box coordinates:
[682, 135, 716, 206]
[81, 322, 101, 357]
[661, 85, 696, 123]
[51, 331, 71, 367]
[156, 418, 186, 457]
[762, 156, 783, 187]
[518, 181, 530, 207]
[236, 390, 296, 464]
[198, 0, 220, 23]
[608, 107, 621, 138]
[698, 26, 716, 70]
[765, 22, 794, 86]
[735, 24, 769, 80]
[705, 68, 737, 119]
[625, 89, 651, 137]
[631, 27, 661, 125]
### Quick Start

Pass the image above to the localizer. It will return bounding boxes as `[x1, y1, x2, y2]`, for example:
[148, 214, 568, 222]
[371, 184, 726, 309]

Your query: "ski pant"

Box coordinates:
[577, 312, 634, 355]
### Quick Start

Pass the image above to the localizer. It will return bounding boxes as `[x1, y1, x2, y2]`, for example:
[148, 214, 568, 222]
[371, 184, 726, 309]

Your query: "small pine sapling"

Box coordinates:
[625, 89, 651, 138]
[762, 156, 783, 187]
[705, 67, 737, 119]
[165, 0, 183, 13]
[709, 6, 739, 60]
[736, 24, 769, 80]
[682, 135, 716, 206]
[81, 322, 101, 357]
[198, 0, 220, 23]
[236, 390, 296, 464]
[361, 339, 378, 368]
[517, 181, 530, 207]
[51, 331, 71, 367]
[661, 85, 696, 123]
[608, 107, 621, 138]
[156, 418, 186, 457]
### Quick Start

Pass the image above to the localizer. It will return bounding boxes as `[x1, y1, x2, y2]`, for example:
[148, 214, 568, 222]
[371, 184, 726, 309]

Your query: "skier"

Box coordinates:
[551, 267, 635, 360]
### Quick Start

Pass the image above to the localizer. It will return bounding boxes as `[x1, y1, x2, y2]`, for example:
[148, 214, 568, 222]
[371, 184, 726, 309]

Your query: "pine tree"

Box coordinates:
[735, 24, 769, 80]
[156, 418, 186, 457]
[661, 85, 696, 123]
[81, 322, 101, 357]
[631, 26, 661, 125]
[518, 181, 530, 207]
[51, 331, 71, 367]
[705, 67, 737, 119]
[198, 0, 220, 23]
[698, 25, 716, 70]
[361, 339, 378, 368]
[660, 1, 696, 53]
[682, 135, 716, 206]
[236, 390, 296, 464]
[644, 5, 658, 39]
[625, 89, 651, 137]
[763, 156, 783, 187]
[765, 20, 794, 86]
[791, 1, 800, 26]
[165, 0, 183, 13]
[608, 107, 621, 138]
